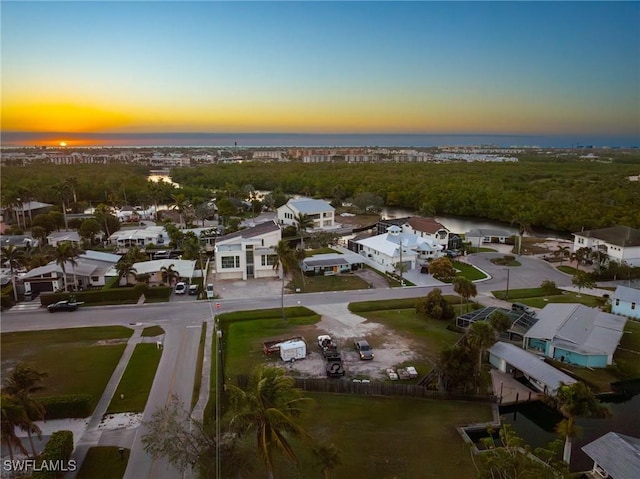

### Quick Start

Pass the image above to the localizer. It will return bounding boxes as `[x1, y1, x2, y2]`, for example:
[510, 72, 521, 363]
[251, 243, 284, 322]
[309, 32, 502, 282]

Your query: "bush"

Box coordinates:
[33, 430, 74, 478]
[349, 298, 418, 312]
[40, 395, 93, 419]
[219, 306, 316, 322]
[1, 292, 15, 310]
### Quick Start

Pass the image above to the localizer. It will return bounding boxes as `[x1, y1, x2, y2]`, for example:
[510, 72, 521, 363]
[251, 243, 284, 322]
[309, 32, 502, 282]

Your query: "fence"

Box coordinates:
[234, 375, 496, 403]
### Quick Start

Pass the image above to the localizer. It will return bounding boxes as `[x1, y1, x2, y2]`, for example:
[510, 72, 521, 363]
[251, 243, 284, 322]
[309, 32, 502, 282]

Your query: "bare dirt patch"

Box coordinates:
[284, 310, 420, 381]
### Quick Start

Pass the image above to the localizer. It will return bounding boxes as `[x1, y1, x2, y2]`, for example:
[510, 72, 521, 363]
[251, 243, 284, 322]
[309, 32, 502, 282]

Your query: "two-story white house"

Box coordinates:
[277, 198, 335, 229]
[611, 285, 640, 320]
[214, 220, 282, 280]
[573, 225, 640, 267]
[355, 225, 443, 273]
[401, 217, 450, 248]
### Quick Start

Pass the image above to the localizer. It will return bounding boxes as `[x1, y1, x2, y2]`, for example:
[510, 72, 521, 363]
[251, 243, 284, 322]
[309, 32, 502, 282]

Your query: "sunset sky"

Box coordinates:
[2, 1, 639, 146]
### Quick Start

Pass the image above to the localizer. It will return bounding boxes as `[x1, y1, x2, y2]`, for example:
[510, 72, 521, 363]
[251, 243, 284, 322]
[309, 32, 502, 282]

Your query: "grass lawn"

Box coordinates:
[557, 265, 580, 275]
[107, 343, 162, 413]
[492, 287, 605, 308]
[306, 247, 340, 256]
[191, 322, 207, 410]
[1, 327, 133, 409]
[76, 446, 129, 479]
[293, 273, 370, 293]
[141, 326, 165, 337]
[222, 312, 321, 378]
[229, 393, 492, 479]
[452, 261, 489, 281]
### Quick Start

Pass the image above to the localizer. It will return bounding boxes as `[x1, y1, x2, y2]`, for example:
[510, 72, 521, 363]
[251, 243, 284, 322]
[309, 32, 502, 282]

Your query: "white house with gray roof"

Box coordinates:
[104, 258, 197, 286]
[611, 285, 640, 320]
[277, 198, 335, 229]
[573, 225, 640, 267]
[523, 303, 627, 367]
[214, 220, 282, 280]
[465, 228, 512, 248]
[354, 225, 443, 273]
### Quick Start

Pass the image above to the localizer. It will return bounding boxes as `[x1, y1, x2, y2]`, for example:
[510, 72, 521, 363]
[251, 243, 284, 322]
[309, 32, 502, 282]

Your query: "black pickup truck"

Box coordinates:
[325, 351, 345, 377]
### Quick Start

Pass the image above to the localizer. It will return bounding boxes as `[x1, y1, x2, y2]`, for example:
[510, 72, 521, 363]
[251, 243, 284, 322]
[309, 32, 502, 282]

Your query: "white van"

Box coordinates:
[154, 250, 170, 259]
[206, 283, 215, 299]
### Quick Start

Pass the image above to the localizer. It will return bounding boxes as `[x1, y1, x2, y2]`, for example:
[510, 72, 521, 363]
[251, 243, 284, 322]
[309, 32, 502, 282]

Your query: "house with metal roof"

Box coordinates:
[488, 342, 576, 395]
[354, 225, 443, 274]
[277, 198, 335, 229]
[107, 226, 169, 249]
[104, 258, 197, 286]
[611, 285, 640, 320]
[22, 251, 122, 295]
[523, 303, 628, 367]
[573, 225, 640, 267]
[465, 228, 512, 249]
[301, 252, 364, 275]
[214, 220, 282, 280]
[581, 432, 640, 479]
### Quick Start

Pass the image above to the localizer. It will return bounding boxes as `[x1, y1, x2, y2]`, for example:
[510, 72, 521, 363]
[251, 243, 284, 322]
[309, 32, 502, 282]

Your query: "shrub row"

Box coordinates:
[32, 430, 74, 479]
[40, 394, 93, 419]
[39, 285, 171, 306]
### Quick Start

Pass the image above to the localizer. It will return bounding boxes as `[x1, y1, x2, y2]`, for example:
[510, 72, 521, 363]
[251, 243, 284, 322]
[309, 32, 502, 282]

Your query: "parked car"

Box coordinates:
[444, 250, 460, 258]
[175, 282, 187, 295]
[47, 300, 82, 313]
[511, 302, 535, 316]
[206, 283, 214, 299]
[354, 339, 374, 360]
[188, 284, 199, 296]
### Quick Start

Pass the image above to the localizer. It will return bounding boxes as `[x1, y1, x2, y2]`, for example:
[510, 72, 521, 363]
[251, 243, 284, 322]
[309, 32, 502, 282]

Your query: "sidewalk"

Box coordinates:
[67, 326, 145, 478]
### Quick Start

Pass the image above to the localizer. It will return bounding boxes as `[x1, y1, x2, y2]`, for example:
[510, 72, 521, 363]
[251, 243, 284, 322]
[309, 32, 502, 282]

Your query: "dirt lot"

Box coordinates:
[280, 305, 422, 381]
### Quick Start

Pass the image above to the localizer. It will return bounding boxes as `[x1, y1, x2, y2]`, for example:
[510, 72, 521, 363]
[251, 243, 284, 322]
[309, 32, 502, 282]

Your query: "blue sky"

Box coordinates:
[2, 1, 639, 143]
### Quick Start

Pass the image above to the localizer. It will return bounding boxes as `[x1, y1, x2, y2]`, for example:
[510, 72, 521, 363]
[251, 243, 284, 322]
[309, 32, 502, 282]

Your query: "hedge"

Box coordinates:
[40, 285, 172, 306]
[40, 395, 93, 419]
[348, 298, 418, 312]
[32, 430, 74, 478]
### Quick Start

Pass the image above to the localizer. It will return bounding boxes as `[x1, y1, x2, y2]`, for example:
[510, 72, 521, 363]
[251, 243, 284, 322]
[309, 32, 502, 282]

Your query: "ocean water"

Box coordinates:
[2, 131, 639, 148]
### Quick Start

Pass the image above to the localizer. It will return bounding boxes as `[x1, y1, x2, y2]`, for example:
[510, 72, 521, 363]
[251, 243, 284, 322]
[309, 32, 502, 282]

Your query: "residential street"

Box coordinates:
[0, 251, 579, 478]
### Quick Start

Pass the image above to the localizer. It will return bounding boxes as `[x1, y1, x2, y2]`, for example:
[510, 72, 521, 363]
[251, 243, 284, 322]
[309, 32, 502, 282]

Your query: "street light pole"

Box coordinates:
[505, 268, 510, 301]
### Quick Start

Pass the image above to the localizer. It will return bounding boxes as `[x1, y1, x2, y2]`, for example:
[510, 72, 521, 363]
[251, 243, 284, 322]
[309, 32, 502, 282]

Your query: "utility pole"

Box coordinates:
[505, 268, 510, 301]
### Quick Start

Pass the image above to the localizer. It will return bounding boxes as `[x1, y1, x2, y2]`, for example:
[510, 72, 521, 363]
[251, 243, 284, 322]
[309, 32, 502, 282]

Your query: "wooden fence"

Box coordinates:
[234, 375, 496, 403]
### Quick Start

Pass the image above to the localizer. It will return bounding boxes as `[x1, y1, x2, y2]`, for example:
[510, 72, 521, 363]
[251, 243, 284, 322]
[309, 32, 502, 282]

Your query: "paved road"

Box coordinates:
[1, 251, 577, 478]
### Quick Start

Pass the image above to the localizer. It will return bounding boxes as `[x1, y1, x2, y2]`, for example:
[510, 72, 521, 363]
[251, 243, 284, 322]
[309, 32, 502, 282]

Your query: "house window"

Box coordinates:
[261, 255, 277, 266]
[221, 256, 240, 269]
[633, 302, 636, 310]
[615, 299, 620, 306]
[91, 276, 99, 282]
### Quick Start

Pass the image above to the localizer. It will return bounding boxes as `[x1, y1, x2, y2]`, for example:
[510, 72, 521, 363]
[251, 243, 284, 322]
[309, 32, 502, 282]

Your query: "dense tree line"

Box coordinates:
[170, 159, 640, 233]
[3, 156, 639, 233]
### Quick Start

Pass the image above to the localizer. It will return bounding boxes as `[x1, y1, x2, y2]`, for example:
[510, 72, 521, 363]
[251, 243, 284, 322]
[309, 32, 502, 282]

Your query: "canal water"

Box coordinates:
[500, 394, 640, 471]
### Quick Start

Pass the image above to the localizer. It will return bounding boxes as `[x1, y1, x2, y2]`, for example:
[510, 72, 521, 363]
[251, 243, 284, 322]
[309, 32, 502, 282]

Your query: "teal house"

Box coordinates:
[523, 304, 627, 368]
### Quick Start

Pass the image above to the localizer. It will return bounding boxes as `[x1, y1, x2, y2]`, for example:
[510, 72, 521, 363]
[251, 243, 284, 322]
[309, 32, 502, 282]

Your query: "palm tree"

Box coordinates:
[227, 365, 313, 479]
[3, 363, 48, 457]
[1, 395, 30, 461]
[313, 443, 342, 479]
[170, 193, 190, 226]
[116, 261, 138, 286]
[53, 181, 71, 231]
[64, 176, 80, 209]
[52, 242, 78, 291]
[554, 245, 570, 265]
[452, 276, 477, 312]
[94, 203, 113, 237]
[273, 240, 294, 320]
[294, 213, 313, 251]
[545, 382, 610, 465]
[294, 247, 307, 289]
[510, 213, 532, 256]
[160, 263, 179, 286]
[1, 244, 25, 302]
[571, 246, 592, 271]
[467, 321, 496, 391]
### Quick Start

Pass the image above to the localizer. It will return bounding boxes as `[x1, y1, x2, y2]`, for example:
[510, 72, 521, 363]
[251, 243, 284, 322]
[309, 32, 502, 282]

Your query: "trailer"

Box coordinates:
[262, 336, 304, 355]
[279, 340, 307, 362]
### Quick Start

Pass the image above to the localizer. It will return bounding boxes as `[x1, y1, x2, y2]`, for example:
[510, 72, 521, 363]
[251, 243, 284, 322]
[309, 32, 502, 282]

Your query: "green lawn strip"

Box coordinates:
[1, 327, 133, 410]
[242, 394, 493, 479]
[76, 446, 129, 479]
[615, 320, 640, 379]
[451, 261, 488, 281]
[141, 326, 165, 337]
[492, 287, 604, 307]
[191, 322, 207, 410]
[557, 265, 580, 275]
[107, 343, 162, 413]
[306, 247, 340, 256]
[349, 297, 419, 312]
[292, 273, 370, 293]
